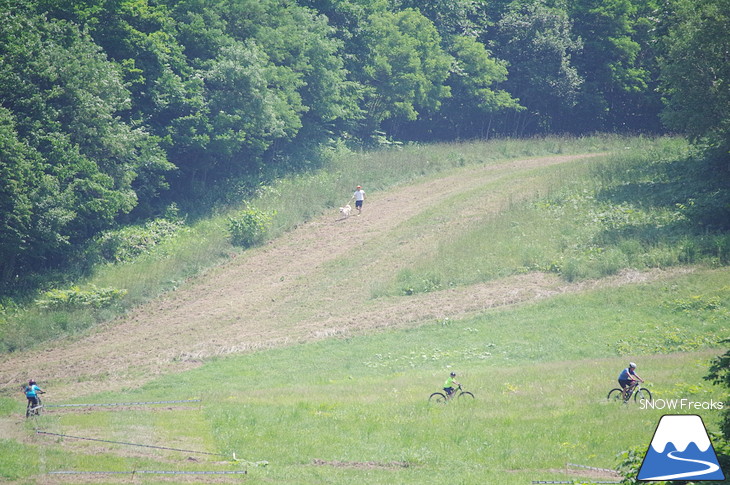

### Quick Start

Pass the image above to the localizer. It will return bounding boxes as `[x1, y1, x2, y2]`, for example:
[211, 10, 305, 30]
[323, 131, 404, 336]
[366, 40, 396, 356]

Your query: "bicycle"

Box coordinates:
[429, 384, 474, 404]
[607, 381, 651, 403]
[25, 394, 43, 418]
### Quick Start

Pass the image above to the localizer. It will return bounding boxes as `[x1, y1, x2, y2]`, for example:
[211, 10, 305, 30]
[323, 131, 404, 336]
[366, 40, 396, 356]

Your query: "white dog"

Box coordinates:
[339, 204, 352, 218]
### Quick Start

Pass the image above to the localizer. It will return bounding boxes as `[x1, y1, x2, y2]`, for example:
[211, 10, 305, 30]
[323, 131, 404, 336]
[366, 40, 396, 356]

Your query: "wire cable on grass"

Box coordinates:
[532, 482, 620, 484]
[36, 431, 228, 457]
[49, 470, 247, 475]
[567, 463, 619, 474]
[44, 399, 201, 408]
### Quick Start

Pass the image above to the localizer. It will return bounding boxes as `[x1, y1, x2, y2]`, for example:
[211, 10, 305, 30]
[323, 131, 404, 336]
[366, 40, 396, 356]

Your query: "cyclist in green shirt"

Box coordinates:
[443, 372, 460, 397]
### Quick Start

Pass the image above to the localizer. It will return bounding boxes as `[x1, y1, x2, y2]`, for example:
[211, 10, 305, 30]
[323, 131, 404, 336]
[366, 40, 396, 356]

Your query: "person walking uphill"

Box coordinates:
[352, 185, 365, 215]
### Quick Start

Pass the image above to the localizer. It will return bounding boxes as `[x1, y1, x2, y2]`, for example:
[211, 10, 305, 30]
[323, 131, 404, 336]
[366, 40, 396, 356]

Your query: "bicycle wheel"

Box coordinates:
[607, 388, 625, 402]
[26, 402, 41, 417]
[634, 387, 652, 403]
[457, 391, 474, 401]
[429, 392, 448, 404]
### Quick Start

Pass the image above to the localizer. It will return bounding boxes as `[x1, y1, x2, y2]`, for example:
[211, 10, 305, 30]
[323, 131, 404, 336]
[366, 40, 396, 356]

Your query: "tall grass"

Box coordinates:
[0, 218, 234, 352]
[253, 134, 635, 237]
[382, 136, 729, 296]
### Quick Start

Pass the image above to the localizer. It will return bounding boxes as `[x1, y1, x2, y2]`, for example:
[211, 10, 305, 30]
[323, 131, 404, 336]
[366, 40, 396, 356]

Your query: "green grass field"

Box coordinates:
[1, 136, 728, 484]
[3, 271, 727, 483]
[172, 270, 727, 484]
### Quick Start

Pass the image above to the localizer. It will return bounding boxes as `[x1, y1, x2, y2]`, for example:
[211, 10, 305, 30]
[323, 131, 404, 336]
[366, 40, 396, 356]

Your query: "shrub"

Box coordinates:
[92, 212, 184, 264]
[616, 446, 644, 484]
[35, 286, 127, 310]
[669, 295, 721, 312]
[706, 340, 730, 441]
[228, 207, 276, 248]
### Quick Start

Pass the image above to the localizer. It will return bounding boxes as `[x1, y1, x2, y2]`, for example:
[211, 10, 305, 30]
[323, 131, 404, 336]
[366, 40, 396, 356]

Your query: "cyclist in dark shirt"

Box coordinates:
[617, 362, 643, 400]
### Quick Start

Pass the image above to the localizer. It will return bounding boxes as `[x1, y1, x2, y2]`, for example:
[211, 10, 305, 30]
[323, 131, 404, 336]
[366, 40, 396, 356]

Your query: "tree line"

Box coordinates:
[0, 0, 728, 293]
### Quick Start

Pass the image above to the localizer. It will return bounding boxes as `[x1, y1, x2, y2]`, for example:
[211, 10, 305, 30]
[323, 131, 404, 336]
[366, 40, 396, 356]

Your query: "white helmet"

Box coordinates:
[629, 362, 637, 369]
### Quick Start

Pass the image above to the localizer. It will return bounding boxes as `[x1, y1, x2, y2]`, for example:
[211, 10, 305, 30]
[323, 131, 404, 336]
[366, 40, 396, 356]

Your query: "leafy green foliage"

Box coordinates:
[567, 0, 655, 132]
[240, 1, 361, 144]
[410, 34, 520, 140]
[207, 40, 304, 162]
[228, 207, 275, 248]
[35, 286, 127, 310]
[359, 9, 452, 131]
[397, 0, 487, 38]
[616, 447, 646, 484]
[92, 218, 185, 264]
[0, 107, 37, 282]
[659, 0, 730, 155]
[492, 1, 583, 133]
[0, 4, 172, 288]
[706, 340, 730, 440]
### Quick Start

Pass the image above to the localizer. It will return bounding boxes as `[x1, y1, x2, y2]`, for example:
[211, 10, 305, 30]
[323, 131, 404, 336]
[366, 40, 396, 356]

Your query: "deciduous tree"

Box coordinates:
[659, 0, 730, 157]
[359, 9, 452, 137]
[0, 6, 169, 281]
[492, 1, 583, 134]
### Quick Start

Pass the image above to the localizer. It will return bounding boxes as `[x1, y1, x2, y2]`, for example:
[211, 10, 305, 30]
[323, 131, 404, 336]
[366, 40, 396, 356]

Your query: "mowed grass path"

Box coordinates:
[5, 268, 727, 484]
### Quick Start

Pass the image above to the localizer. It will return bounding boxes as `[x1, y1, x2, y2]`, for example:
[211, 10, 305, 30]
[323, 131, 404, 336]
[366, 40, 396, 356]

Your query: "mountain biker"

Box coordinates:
[618, 362, 643, 399]
[443, 372, 460, 397]
[23, 379, 45, 411]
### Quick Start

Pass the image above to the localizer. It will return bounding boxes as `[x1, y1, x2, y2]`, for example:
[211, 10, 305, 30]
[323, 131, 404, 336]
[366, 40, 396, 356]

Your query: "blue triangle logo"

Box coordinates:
[638, 414, 725, 481]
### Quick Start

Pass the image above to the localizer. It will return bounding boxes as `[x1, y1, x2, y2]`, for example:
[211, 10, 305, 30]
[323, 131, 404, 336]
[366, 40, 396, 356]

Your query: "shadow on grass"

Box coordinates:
[593, 153, 730, 264]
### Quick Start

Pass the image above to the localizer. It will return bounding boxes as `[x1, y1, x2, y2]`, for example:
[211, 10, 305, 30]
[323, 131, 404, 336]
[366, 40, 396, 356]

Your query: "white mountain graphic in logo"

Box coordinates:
[638, 414, 725, 481]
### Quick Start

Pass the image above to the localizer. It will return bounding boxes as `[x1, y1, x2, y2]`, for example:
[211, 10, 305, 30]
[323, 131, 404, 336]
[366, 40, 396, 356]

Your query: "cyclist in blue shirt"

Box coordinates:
[618, 363, 643, 400]
[23, 379, 44, 409]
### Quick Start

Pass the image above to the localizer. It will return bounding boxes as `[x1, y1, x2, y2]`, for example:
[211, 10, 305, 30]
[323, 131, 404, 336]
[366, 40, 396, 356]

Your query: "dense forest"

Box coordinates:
[1, 0, 728, 295]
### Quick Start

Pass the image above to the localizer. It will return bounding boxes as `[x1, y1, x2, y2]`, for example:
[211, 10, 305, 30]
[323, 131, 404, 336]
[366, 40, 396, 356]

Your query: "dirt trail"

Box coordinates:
[0, 153, 690, 400]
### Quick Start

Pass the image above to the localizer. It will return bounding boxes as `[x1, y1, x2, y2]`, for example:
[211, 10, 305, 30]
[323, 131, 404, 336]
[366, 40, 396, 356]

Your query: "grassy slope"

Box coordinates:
[1, 136, 631, 352]
[4, 274, 726, 483]
[1, 136, 728, 484]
